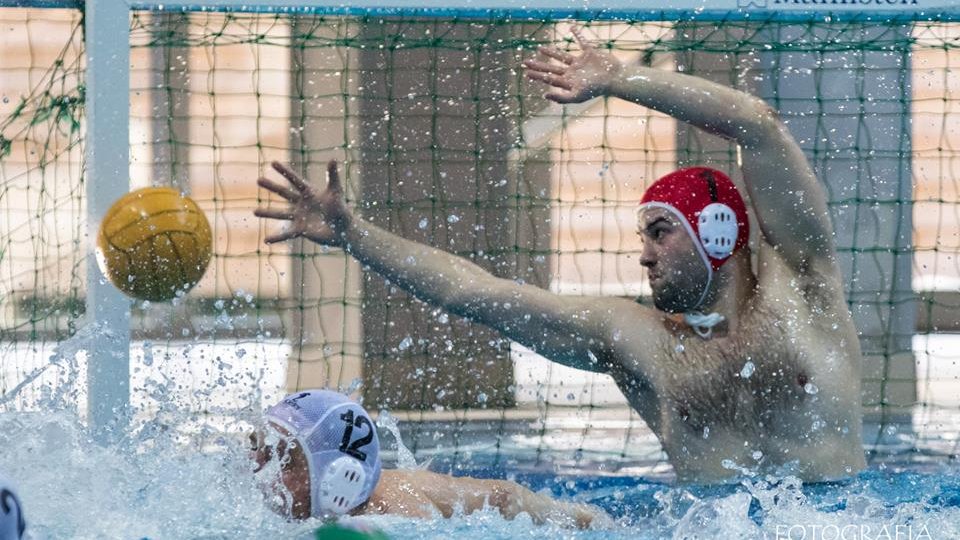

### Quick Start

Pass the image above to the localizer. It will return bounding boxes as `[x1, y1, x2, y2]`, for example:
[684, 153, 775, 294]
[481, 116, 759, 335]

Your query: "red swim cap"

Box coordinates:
[639, 167, 749, 272]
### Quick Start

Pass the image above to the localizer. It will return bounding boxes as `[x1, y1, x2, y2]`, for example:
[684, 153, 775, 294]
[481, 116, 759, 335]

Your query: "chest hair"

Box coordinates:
[655, 301, 811, 433]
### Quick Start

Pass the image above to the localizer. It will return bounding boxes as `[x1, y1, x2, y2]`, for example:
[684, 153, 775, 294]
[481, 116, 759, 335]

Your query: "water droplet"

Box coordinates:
[804, 382, 819, 395]
[142, 342, 154, 367]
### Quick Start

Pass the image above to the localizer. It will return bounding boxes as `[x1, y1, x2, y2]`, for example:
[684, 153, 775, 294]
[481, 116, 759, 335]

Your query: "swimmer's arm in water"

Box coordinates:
[364, 469, 611, 529]
[255, 161, 655, 375]
[523, 28, 837, 276]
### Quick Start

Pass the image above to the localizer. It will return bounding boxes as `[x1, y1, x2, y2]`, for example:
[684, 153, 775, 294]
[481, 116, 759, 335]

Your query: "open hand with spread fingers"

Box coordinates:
[254, 160, 351, 246]
[522, 26, 623, 104]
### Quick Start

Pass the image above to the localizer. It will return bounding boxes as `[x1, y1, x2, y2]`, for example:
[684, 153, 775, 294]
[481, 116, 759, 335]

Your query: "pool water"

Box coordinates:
[1, 408, 958, 540]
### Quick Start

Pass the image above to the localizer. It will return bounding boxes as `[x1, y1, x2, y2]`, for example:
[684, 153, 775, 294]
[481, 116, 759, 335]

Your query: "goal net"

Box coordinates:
[1, 4, 958, 470]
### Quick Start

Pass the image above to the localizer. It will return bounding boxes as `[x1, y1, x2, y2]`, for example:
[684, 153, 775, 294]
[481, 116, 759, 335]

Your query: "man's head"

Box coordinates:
[250, 390, 381, 520]
[637, 167, 749, 313]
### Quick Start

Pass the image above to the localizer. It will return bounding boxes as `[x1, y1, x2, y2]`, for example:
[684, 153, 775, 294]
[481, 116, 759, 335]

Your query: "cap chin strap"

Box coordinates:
[638, 202, 725, 339]
[683, 311, 725, 339]
[682, 266, 725, 339]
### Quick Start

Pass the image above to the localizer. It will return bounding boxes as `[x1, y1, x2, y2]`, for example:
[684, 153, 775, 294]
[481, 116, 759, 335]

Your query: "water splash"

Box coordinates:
[1, 328, 958, 538]
[377, 410, 419, 470]
[0, 321, 110, 411]
[0, 409, 316, 539]
[0, 406, 958, 539]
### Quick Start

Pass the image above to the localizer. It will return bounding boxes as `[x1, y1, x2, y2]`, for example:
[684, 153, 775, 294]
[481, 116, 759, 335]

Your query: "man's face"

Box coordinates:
[249, 424, 312, 520]
[638, 207, 710, 313]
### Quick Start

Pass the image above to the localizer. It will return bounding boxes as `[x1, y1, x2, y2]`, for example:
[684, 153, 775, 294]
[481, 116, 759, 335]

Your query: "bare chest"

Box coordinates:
[615, 295, 853, 436]
[668, 311, 811, 428]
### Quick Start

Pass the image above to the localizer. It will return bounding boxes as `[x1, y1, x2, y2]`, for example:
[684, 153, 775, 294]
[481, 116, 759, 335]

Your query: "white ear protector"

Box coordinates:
[698, 202, 739, 260]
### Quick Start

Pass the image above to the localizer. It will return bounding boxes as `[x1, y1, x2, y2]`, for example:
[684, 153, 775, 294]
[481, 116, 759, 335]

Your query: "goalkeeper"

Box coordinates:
[255, 29, 865, 483]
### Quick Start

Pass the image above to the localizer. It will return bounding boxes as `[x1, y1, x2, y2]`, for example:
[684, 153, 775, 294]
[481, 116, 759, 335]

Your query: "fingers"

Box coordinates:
[524, 70, 573, 90]
[271, 161, 311, 193]
[571, 26, 593, 49]
[257, 205, 298, 243]
[522, 58, 567, 75]
[257, 177, 300, 201]
[254, 207, 294, 220]
[264, 229, 300, 244]
[537, 45, 575, 65]
[544, 91, 577, 104]
[326, 160, 342, 194]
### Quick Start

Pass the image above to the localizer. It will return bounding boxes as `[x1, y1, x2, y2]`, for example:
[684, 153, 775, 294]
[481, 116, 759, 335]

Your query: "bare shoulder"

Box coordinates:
[547, 292, 660, 332]
[595, 296, 679, 387]
[371, 469, 500, 518]
[752, 243, 860, 373]
[595, 295, 672, 341]
[375, 469, 451, 492]
[362, 469, 437, 518]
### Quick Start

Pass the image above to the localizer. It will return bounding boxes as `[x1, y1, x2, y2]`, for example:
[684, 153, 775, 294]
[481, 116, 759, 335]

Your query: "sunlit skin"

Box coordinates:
[248, 424, 609, 528]
[255, 27, 866, 483]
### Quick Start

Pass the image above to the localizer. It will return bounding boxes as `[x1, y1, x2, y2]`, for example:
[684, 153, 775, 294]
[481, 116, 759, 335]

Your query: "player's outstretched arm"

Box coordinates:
[374, 470, 613, 529]
[489, 478, 614, 529]
[255, 161, 622, 374]
[524, 28, 837, 275]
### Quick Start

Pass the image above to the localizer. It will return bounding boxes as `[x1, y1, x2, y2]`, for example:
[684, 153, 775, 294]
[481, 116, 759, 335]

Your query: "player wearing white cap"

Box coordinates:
[250, 390, 609, 529]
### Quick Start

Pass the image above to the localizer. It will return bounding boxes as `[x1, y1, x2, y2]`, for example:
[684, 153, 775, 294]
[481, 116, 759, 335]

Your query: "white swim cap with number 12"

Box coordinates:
[265, 390, 382, 518]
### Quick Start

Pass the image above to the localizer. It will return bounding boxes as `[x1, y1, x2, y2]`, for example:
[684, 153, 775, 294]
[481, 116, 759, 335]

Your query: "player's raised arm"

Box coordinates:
[524, 28, 836, 275]
[255, 161, 631, 374]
